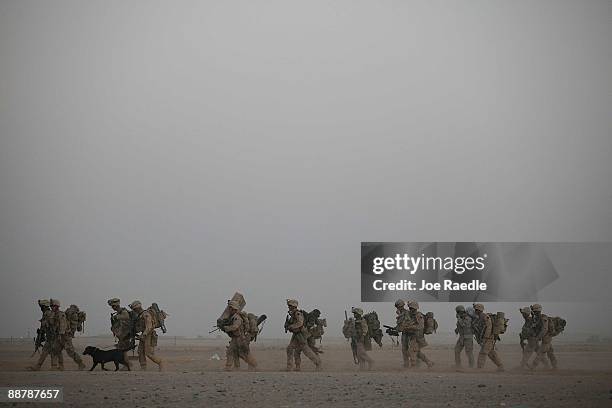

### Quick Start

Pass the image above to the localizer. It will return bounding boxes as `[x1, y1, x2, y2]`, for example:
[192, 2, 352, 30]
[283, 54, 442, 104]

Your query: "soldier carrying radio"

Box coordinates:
[285, 299, 321, 371]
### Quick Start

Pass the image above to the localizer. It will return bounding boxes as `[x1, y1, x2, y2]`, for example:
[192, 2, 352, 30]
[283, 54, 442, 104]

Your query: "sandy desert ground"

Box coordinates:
[0, 336, 611, 407]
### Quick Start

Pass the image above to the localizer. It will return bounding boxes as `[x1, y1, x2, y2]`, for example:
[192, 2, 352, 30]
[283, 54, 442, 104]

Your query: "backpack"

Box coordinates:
[65, 305, 86, 333]
[489, 312, 508, 335]
[302, 309, 326, 340]
[363, 311, 383, 347]
[548, 316, 566, 337]
[423, 312, 438, 335]
[243, 312, 264, 341]
[146, 304, 168, 333]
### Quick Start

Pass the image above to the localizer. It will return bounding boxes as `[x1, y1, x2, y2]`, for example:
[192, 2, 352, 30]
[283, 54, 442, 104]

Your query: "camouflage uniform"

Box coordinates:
[304, 309, 324, 355]
[474, 304, 504, 371]
[519, 306, 540, 369]
[454, 305, 474, 368]
[108, 298, 132, 369]
[530, 304, 557, 369]
[52, 300, 85, 369]
[394, 300, 412, 368]
[222, 301, 257, 370]
[29, 300, 64, 371]
[130, 300, 164, 371]
[285, 299, 321, 371]
[344, 307, 373, 370]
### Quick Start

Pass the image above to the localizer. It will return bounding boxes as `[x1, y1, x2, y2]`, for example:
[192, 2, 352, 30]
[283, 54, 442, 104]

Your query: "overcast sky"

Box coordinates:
[1, 0, 611, 338]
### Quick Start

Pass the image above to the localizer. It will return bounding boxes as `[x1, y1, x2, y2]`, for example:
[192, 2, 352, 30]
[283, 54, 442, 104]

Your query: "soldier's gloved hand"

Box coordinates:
[454, 329, 458, 334]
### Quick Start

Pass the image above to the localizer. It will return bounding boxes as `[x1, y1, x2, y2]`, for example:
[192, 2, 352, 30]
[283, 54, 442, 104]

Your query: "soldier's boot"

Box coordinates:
[244, 354, 257, 371]
[548, 352, 557, 370]
[28, 349, 50, 371]
[454, 350, 462, 368]
[477, 352, 487, 369]
[491, 351, 504, 372]
[148, 355, 163, 371]
[293, 352, 302, 371]
[286, 347, 295, 371]
[51, 353, 58, 369]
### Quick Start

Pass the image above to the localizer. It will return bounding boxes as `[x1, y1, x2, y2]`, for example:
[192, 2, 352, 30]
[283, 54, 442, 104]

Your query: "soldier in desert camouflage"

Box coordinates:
[519, 306, 549, 369]
[129, 300, 164, 371]
[343, 307, 374, 370]
[529, 304, 557, 370]
[108, 298, 132, 369]
[407, 301, 434, 368]
[285, 299, 321, 371]
[394, 299, 412, 368]
[36, 299, 86, 370]
[473, 303, 504, 371]
[220, 300, 257, 371]
[454, 305, 474, 369]
[28, 299, 64, 371]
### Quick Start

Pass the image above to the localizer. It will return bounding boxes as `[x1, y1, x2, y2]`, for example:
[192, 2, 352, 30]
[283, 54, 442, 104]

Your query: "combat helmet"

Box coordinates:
[455, 305, 465, 313]
[38, 299, 50, 308]
[473, 303, 485, 312]
[107, 298, 120, 306]
[351, 307, 364, 316]
[394, 299, 405, 308]
[531, 304, 542, 312]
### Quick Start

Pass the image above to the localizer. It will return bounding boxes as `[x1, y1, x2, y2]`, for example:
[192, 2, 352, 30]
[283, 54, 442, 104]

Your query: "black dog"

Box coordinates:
[82, 346, 130, 371]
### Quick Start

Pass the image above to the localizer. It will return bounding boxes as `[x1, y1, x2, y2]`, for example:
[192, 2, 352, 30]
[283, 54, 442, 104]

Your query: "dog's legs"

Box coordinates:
[90, 362, 98, 371]
[101, 363, 108, 371]
[114, 361, 119, 371]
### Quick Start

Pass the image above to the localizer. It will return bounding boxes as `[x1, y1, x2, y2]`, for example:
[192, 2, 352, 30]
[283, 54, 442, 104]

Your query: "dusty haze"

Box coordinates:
[0, 0, 611, 338]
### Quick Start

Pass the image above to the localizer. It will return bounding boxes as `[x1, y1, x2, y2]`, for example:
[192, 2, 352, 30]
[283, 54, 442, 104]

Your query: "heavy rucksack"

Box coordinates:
[423, 312, 438, 335]
[146, 303, 168, 333]
[363, 311, 383, 347]
[65, 305, 86, 334]
[302, 309, 326, 340]
[489, 312, 508, 335]
[548, 316, 566, 337]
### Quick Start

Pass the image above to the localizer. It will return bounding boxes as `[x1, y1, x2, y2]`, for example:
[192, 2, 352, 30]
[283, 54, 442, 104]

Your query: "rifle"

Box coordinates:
[284, 314, 290, 333]
[209, 318, 230, 334]
[31, 328, 46, 357]
[383, 324, 399, 337]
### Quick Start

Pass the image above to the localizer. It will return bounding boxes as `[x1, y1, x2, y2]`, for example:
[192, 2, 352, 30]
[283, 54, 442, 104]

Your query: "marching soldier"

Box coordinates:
[529, 304, 557, 370]
[108, 298, 133, 369]
[129, 300, 164, 371]
[474, 303, 504, 371]
[394, 299, 414, 368]
[454, 305, 474, 369]
[519, 306, 546, 369]
[343, 307, 374, 370]
[408, 301, 434, 368]
[220, 300, 257, 371]
[285, 299, 321, 371]
[42, 299, 85, 370]
[28, 299, 64, 371]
